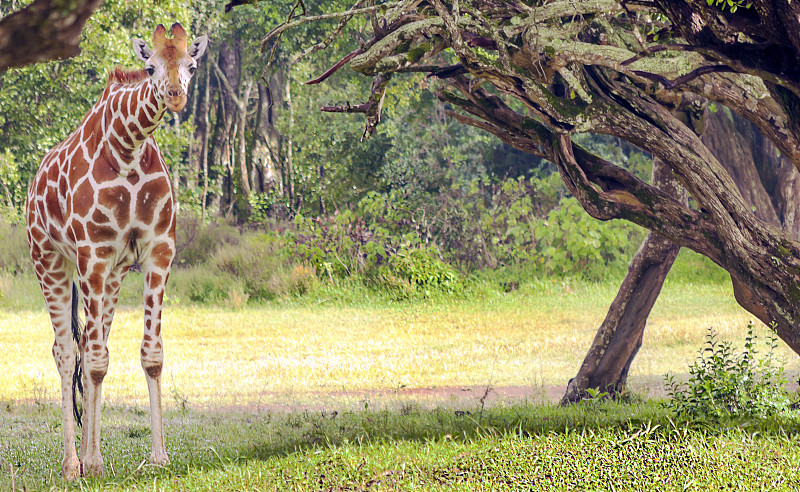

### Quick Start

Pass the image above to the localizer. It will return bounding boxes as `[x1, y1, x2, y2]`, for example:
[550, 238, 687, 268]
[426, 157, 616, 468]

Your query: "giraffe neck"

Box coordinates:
[102, 79, 167, 177]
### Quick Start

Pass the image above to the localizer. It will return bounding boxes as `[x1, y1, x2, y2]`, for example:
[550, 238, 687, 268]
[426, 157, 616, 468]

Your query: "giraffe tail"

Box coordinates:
[71, 282, 84, 428]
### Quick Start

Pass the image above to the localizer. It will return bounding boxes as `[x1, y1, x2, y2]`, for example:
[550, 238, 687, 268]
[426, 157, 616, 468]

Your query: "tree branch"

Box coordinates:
[306, 48, 363, 85]
[0, 0, 103, 72]
[211, 59, 245, 110]
[260, 2, 399, 53]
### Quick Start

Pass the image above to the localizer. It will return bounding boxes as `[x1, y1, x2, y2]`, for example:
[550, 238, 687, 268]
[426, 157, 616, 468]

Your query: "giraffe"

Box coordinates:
[25, 23, 207, 480]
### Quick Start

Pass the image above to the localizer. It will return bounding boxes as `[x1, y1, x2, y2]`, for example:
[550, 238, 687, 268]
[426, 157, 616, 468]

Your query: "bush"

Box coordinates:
[665, 323, 791, 421]
[169, 267, 236, 304]
[174, 213, 241, 268]
[0, 218, 31, 274]
[290, 210, 378, 278]
[212, 234, 316, 301]
[535, 197, 644, 279]
[290, 211, 464, 299]
[374, 246, 464, 299]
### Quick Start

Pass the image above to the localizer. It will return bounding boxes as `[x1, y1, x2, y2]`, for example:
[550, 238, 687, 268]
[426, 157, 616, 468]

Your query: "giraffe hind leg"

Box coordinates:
[31, 249, 81, 480]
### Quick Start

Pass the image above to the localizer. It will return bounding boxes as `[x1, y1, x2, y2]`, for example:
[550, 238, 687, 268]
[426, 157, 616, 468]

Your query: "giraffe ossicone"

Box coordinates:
[25, 22, 207, 480]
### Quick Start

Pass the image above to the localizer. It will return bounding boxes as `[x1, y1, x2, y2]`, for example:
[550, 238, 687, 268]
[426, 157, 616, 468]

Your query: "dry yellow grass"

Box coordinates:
[1, 278, 794, 409]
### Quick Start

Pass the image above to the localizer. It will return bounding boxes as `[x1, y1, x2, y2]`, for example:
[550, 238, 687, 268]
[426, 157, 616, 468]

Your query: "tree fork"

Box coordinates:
[561, 157, 685, 404]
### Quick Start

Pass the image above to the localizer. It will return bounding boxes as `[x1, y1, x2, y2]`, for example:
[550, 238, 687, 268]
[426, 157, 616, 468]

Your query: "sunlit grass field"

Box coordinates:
[1, 250, 792, 411]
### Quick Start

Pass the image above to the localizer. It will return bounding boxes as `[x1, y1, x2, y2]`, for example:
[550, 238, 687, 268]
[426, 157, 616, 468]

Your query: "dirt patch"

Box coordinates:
[187, 375, 679, 415]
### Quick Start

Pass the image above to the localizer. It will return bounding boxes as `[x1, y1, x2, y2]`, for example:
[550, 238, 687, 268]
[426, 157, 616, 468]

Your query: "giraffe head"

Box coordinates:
[132, 23, 208, 112]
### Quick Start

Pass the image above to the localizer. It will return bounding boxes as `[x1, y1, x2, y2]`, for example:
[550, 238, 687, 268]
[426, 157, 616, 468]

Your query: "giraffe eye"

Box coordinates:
[189, 66, 196, 75]
[146, 66, 155, 76]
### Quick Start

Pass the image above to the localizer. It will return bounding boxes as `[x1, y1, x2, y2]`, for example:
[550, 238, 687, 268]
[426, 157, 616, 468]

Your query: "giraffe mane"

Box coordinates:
[107, 67, 148, 86]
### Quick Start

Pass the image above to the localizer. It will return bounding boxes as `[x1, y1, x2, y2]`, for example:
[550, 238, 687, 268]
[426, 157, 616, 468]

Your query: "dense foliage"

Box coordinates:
[0, 0, 655, 302]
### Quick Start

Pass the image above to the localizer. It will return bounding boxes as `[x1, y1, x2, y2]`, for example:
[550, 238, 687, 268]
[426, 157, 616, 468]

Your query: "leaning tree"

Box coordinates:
[250, 0, 800, 401]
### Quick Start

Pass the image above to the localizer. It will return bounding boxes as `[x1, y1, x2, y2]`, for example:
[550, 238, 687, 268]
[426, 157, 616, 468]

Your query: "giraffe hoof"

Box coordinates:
[81, 456, 104, 477]
[61, 456, 80, 481]
[150, 450, 170, 467]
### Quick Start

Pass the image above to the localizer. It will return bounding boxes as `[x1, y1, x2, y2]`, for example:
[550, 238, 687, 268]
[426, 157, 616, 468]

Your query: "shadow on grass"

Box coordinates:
[4, 396, 800, 491]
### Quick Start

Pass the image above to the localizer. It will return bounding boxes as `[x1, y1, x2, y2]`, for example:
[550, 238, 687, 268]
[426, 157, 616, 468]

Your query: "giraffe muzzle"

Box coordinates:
[165, 90, 187, 111]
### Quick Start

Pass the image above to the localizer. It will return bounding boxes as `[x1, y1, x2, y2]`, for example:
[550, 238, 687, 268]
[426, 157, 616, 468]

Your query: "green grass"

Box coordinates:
[4, 248, 799, 490]
[4, 400, 800, 490]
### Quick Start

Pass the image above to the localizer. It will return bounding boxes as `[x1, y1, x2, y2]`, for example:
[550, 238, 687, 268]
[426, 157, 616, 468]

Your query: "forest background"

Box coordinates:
[0, 0, 769, 306]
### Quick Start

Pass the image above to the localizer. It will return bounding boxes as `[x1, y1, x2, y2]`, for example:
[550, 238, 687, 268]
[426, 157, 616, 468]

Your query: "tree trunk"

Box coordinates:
[562, 106, 800, 404]
[284, 73, 295, 212]
[250, 81, 283, 195]
[561, 156, 686, 404]
[172, 112, 181, 211]
[236, 80, 254, 216]
[208, 40, 239, 217]
[200, 63, 211, 220]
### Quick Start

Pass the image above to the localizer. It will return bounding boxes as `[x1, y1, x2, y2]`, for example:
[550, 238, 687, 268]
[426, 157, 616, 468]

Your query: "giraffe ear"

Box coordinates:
[188, 35, 209, 60]
[132, 38, 152, 62]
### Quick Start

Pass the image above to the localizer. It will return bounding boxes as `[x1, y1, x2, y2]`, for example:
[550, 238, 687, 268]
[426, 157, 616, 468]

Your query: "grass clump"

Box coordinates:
[174, 213, 241, 268]
[665, 322, 791, 421]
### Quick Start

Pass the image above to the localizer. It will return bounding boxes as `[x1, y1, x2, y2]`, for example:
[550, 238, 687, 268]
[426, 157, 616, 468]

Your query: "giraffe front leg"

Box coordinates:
[79, 298, 109, 477]
[142, 267, 169, 466]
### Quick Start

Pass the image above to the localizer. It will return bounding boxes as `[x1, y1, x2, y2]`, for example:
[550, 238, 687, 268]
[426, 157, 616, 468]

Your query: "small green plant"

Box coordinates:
[664, 322, 790, 421]
[377, 246, 464, 299]
[171, 385, 190, 413]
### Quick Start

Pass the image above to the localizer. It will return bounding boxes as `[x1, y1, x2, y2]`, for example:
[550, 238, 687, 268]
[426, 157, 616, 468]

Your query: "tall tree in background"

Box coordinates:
[563, 107, 800, 403]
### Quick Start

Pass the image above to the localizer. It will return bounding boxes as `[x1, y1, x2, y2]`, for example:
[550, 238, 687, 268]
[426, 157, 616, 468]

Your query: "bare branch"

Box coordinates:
[306, 48, 363, 85]
[632, 65, 736, 89]
[321, 102, 372, 113]
[211, 59, 245, 110]
[321, 72, 391, 140]
[291, 0, 368, 66]
[260, 2, 400, 53]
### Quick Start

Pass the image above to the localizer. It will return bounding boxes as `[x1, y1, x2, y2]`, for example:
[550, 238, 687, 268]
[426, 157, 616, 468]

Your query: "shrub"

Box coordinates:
[290, 210, 464, 299]
[375, 246, 464, 299]
[290, 210, 380, 278]
[0, 218, 31, 274]
[535, 197, 644, 279]
[174, 213, 241, 268]
[169, 267, 236, 304]
[665, 323, 791, 421]
[212, 234, 316, 301]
